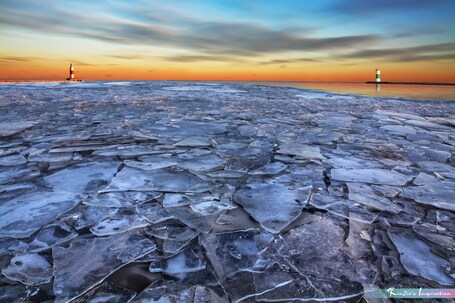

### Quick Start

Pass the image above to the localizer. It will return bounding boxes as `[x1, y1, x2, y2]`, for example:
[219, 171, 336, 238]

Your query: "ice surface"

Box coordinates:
[400, 177, 455, 211]
[388, 228, 454, 286]
[0, 165, 40, 184]
[149, 247, 206, 279]
[0, 191, 82, 238]
[234, 184, 309, 233]
[190, 201, 236, 216]
[0, 154, 27, 166]
[175, 155, 225, 173]
[70, 282, 136, 303]
[1, 81, 454, 301]
[74, 205, 118, 230]
[200, 229, 267, 281]
[83, 192, 131, 208]
[2, 254, 53, 286]
[90, 210, 149, 236]
[44, 162, 119, 193]
[347, 183, 401, 213]
[53, 231, 156, 303]
[0, 121, 37, 137]
[331, 168, 413, 186]
[146, 223, 199, 254]
[101, 167, 214, 193]
[249, 161, 287, 175]
[277, 143, 325, 160]
[174, 136, 211, 148]
[28, 221, 78, 252]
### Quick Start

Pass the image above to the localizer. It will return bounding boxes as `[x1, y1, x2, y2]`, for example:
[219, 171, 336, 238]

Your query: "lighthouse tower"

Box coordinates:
[376, 69, 381, 82]
[69, 63, 74, 80]
[66, 63, 79, 81]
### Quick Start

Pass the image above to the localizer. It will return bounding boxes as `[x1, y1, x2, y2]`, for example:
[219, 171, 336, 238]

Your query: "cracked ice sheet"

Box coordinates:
[101, 167, 214, 193]
[53, 231, 157, 303]
[2, 254, 53, 286]
[28, 221, 78, 252]
[347, 183, 401, 213]
[270, 215, 365, 301]
[277, 143, 325, 160]
[400, 174, 455, 211]
[0, 121, 38, 137]
[331, 168, 413, 186]
[234, 183, 309, 234]
[44, 162, 120, 193]
[0, 191, 82, 239]
[388, 228, 454, 286]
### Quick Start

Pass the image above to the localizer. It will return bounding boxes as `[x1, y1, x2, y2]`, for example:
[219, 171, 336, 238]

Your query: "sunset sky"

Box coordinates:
[1, 0, 454, 81]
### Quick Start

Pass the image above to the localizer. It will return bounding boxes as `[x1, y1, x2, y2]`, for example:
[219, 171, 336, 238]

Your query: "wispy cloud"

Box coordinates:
[257, 58, 321, 65]
[339, 42, 455, 62]
[0, 1, 381, 58]
[330, 0, 448, 15]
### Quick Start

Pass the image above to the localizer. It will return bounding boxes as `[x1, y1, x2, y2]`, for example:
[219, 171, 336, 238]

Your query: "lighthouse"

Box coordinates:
[66, 63, 81, 81]
[376, 69, 381, 82]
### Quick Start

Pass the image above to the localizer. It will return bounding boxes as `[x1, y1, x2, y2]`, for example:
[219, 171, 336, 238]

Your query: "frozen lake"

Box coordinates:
[0, 81, 454, 302]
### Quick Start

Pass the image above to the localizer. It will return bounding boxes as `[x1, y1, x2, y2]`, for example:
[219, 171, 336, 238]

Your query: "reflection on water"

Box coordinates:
[261, 82, 455, 101]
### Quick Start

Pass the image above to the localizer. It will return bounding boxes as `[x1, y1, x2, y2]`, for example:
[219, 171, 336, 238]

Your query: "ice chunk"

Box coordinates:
[44, 162, 119, 193]
[0, 191, 82, 238]
[400, 177, 455, 211]
[234, 184, 309, 233]
[0, 155, 27, 166]
[200, 229, 267, 281]
[53, 231, 156, 303]
[310, 193, 378, 224]
[190, 201, 236, 216]
[131, 283, 194, 303]
[174, 136, 211, 148]
[145, 223, 199, 254]
[90, 210, 149, 236]
[70, 282, 136, 303]
[249, 161, 287, 175]
[74, 205, 118, 230]
[28, 221, 78, 252]
[0, 165, 40, 184]
[83, 192, 131, 208]
[28, 152, 73, 163]
[101, 167, 213, 193]
[277, 143, 325, 160]
[331, 168, 413, 186]
[175, 155, 225, 173]
[388, 228, 454, 286]
[0, 121, 37, 137]
[149, 247, 206, 280]
[2, 254, 52, 286]
[324, 155, 383, 169]
[417, 161, 455, 179]
[347, 183, 401, 213]
[123, 159, 177, 170]
[380, 125, 416, 135]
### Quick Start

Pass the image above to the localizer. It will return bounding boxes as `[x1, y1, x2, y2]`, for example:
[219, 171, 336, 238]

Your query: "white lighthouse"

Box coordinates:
[376, 69, 381, 82]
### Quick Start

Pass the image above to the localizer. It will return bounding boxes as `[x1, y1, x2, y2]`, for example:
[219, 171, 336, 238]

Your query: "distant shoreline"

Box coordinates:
[366, 81, 455, 86]
[0, 80, 82, 83]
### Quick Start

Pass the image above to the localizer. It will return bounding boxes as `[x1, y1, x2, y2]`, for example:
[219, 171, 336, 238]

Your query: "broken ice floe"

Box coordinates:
[331, 168, 413, 186]
[0, 82, 454, 302]
[234, 184, 309, 233]
[53, 231, 156, 303]
[101, 167, 213, 193]
[44, 162, 119, 193]
[2, 254, 53, 286]
[0, 121, 38, 137]
[0, 191, 82, 238]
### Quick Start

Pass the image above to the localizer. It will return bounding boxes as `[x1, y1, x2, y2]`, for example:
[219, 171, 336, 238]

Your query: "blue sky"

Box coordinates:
[1, 0, 454, 80]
